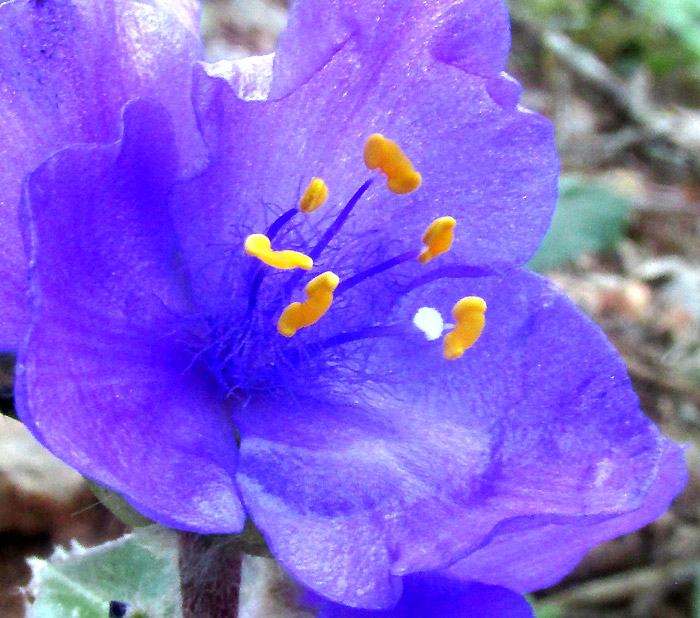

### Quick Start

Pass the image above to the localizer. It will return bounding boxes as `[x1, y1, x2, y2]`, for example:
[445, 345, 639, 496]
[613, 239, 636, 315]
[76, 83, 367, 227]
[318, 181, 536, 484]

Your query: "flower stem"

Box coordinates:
[179, 532, 242, 618]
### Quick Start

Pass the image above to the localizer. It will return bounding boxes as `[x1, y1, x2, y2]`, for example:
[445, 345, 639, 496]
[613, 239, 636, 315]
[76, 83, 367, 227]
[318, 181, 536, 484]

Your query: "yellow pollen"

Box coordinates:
[363, 133, 422, 194]
[244, 234, 313, 270]
[418, 216, 456, 264]
[278, 272, 340, 337]
[299, 177, 329, 214]
[443, 296, 487, 360]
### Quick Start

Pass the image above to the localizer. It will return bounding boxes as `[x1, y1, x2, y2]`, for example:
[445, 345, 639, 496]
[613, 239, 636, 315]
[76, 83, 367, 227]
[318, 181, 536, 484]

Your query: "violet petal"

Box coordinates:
[16, 99, 243, 532]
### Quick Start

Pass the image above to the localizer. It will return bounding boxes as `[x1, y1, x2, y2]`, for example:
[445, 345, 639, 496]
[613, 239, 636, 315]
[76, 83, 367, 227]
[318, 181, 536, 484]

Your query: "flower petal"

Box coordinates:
[313, 576, 534, 618]
[16, 99, 243, 533]
[235, 268, 684, 606]
[171, 1, 557, 307]
[271, 0, 512, 97]
[0, 0, 204, 350]
[443, 439, 687, 592]
[158, 0, 202, 38]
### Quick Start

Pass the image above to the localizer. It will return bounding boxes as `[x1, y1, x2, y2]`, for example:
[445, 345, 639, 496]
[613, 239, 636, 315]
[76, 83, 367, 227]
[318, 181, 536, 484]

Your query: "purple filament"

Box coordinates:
[308, 178, 374, 261]
[247, 207, 300, 311]
[284, 178, 375, 296]
[335, 249, 421, 297]
[266, 207, 298, 241]
[287, 324, 410, 366]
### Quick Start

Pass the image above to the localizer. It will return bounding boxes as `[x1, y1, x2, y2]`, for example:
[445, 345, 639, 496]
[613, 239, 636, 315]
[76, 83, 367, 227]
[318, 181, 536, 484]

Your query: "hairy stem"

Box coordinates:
[179, 532, 242, 618]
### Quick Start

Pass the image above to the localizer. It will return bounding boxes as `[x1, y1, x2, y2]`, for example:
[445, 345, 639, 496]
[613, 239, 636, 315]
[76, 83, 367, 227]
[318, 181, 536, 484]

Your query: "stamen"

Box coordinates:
[265, 207, 297, 241]
[335, 249, 420, 296]
[418, 216, 456, 264]
[245, 234, 313, 270]
[299, 178, 329, 214]
[278, 271, 340, 337]
[285, 324, 410, 366]
[308, 178, 373, 262]
[247, 207, 301, 312]
[284, 178, 374, 296]
[364, 133, 422, 194]
[443, 296, 487, 360]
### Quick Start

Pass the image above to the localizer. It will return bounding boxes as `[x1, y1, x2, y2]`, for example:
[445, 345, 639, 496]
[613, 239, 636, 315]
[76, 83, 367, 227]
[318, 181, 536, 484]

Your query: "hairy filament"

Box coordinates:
[309, 178, 374, 261]
[266, 207, 298, 241]
[284, 178, 374, 296]
[247, 207, 302, 311]
[335, 249, 420, 297]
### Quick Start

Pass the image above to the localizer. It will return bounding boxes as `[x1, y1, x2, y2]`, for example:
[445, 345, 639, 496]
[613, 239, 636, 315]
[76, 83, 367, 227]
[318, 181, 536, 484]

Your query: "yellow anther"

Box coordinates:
[245, 234, 313, 270]
[363, 133, 422, 194]
[418, 216, 456, 264]
[299, 178, 329, 214]
[443, 296, 487, 360]
[278, 272, 340, 337]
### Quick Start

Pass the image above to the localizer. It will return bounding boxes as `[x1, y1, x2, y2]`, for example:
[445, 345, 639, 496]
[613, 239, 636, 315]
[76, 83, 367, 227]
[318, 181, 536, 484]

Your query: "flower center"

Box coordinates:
[243, 134, 485, 361]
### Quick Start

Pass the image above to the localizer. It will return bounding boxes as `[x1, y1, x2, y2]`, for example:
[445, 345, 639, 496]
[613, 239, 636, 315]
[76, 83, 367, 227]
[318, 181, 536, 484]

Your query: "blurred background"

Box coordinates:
[2, 0, 700, 616]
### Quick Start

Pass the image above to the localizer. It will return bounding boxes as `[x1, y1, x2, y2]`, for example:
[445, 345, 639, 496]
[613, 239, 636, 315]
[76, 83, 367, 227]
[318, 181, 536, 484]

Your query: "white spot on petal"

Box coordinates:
[594, 458, 613, 487]
[413, 307, 444, 341]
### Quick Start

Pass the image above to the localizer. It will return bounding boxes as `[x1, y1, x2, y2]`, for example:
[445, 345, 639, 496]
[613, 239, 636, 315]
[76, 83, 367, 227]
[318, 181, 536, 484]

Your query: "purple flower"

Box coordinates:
[0, 0, 204, 348]
[310, 575, 536, 618]
[1, 0, 687, 612]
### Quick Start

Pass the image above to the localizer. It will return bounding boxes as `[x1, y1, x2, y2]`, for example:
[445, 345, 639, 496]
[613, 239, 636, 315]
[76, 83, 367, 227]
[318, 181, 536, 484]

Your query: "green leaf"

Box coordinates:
[26, 526, 181, 618]
[528, 175, 632, 273]
[632, 0, 700, 61]
[532, 604, 563, 618]
[526, 595, 563, 618]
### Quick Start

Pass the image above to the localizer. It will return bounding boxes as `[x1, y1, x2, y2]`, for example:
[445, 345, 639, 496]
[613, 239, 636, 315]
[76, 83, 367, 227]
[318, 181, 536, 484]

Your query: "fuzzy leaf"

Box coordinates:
[528, 175, 631, 273]
[26, 526, 181, 618]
